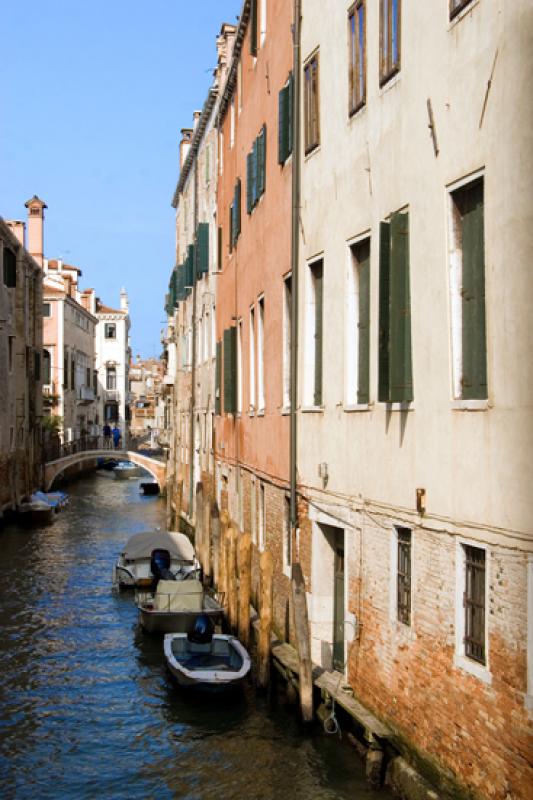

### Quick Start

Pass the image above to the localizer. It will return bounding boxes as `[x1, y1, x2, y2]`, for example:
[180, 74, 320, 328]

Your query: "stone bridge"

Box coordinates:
[44, 450, 167, 491]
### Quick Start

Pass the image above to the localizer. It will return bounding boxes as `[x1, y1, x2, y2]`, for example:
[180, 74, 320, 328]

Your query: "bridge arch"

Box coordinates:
[44, 450, 166, 492]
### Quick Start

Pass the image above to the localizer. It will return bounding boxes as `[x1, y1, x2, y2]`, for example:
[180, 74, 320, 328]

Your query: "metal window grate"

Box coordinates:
[464, 545, 486, 664]
[397, 527, 411, 625]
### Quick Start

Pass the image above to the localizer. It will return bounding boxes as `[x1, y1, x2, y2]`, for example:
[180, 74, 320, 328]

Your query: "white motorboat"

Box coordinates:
[113, 460, 142, 479]
[112, 530, 200, 590]
[163, 616, 251, 691]
[18, 497, 55, 526]
[137, 579, 225, 634]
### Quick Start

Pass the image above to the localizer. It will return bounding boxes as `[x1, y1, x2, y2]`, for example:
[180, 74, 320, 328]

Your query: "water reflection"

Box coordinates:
[0, 473, 391, 800]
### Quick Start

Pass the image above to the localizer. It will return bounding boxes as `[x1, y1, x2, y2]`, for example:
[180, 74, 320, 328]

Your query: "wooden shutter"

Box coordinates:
[229, 203, 233, 253]
[217, 226, 223, 270]
[389, 211, 412, 402]
[278, 84, 288, 164]
[235, 179, 241, 239]
[357, 240, 371, 404]
[252, 138, 259, 206]
[185, 244, 195, 291]
[258, 126, 266, 196]
[288, 72, 294, 156]
[250, 0, 258, 56]
[312, 260, 323, 406]
[215, 340, 222, 415]
[378, 221, 391, 401]
[3, 247, 17, 288]
[461, 180, 487, 399]
[223, 327, 237, 413]
[197, 222, 209, 275]
[247, 151, 254, 212]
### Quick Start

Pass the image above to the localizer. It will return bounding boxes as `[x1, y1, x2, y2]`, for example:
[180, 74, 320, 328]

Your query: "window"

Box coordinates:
[348, 1, 366, 113]
[247, 126, 267, 213]
[105, 402, 119, 422]
[223, 327, 237, 414]
[43, 302, 51, 317]
[230, 97, 235, 149]
[105, 323, 116, 339]
[257, 297, 265, 411]
[106, 366, 117, 390]
[231, 179, 242, 248]
[378, 210, 413, 403]
[463, 545, 486, 664]
[86, 367, 91, 387]
[63, 353, 69, 389]
[304, 53, 320, 154]
[250, 0, 258, 56]
[249, 306, 256, 410]
[260, 0, 267, 45]
[450, 0, 474, 19]
[449, 177, 487, 401]
[396, 528, 411, 625]
[8, 336, 14, 373]
[3, 247, 17, 288]
[237, 319, 243, 414]
[282, 274, 292, 408]
[42, 350, 51, 385]
[347, 239, 370, 405]
[380, 0, 401, 85]
[71, 358, 76, 390]
[306, 260, 323, 406]
[219, 130, 224, 175]
[278, 74, 293, 165]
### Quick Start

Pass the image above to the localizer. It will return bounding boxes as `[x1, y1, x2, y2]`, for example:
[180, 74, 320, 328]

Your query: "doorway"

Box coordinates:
[332, 531, 345, 671]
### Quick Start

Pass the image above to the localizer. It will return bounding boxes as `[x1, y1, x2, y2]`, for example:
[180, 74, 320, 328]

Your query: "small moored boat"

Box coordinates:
[18, 498, 55, 526]
[137, 579, 225, 634]
[163, 615, 251, 691]
[140, 481, 160, 495]
[113, 460, 142, 479]
[112, 530, 200, 590]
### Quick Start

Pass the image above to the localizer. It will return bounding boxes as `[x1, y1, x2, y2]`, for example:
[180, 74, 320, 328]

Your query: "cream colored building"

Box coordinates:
[296, 1, 533, 798]
[93, 290, 131, 440]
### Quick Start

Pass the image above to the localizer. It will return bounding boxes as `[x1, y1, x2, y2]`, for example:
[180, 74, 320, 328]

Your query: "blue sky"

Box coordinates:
[1, 0, 240, 358]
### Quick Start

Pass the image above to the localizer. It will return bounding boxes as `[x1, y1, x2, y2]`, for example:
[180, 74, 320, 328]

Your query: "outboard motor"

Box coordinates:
[150, 549, 174, 591]
[187, 614, 214, 645]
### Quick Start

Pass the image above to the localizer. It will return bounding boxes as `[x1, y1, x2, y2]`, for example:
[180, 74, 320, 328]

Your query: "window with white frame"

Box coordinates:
[346, 238, 370, 405]
[390, 526, 412, 625]
[448, 175, 487, 401]
[455, 541, 489, 680]
[230, 98, 235, 149]
[282, 274, 292, 409]
[257, 296, 265, 411]
[249, 306, 256, 410]
[260, 0, 267, 45]
[237, 319, 243, 414]
[304, 259, 323, 407]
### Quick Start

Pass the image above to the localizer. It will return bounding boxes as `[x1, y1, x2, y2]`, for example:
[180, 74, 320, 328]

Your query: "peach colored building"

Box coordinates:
[215, 0, 294, 616]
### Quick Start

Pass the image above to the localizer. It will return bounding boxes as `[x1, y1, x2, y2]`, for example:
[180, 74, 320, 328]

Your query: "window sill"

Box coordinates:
[344, 403, 372, 412]
[304, 144, 321, 162]
[348, 101, 366, 120]
[379, 69, 401, 93]
[301, 405, 324, 413]
[454, 654, 492, 685]
[452, 399, 490, 412]
[449, 0, 479, 28]
[256, 408, 265, 417]
[381, 402, 414, 412]
[281, 406, 291, 416]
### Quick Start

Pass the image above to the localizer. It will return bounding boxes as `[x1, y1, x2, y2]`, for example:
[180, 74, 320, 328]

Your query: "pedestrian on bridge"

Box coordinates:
[103, 423, 112, 449]
[112, 425, 121, 450]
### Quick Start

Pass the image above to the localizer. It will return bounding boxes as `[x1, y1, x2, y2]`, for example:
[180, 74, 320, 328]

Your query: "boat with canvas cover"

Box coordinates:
[137, 579, 225, 634]
[163, 615, 251, 691]
[112, 530, 200, 590]
[113, 460, 142, 479]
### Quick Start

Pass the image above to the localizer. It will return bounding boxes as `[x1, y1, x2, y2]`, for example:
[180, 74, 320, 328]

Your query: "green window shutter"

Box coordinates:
[34, 350, 41, 382]
[247, 151, 253, 213]
[378, 221, 391, 402]
[217, 226, 223, 270]
[197, 222, 209, 275]
[215, 341, 222, 415]
[389, 211, 412, 402]
[178, 264, 186, 300]
[229, 203, 233, 253]
[250, 0, 258, 57]
[278, 84, 288, 164]
[252, 139, 258, 206]
[288, 72, 294, 156]
[223, 327, 237, 413]
[235, 179, 241, 239]
[357, 240, 371, 404]
[3, 247, 17, 288]
[164, 292, 171, 315]
[185, 244, 195, 291]
[461, 181, 487, 400]
[257, 126, 266, 197]
[312, 261, 323, 406]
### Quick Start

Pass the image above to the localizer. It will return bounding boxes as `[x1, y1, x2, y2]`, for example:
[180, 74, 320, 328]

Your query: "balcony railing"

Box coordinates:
[77, 385, 95, 403]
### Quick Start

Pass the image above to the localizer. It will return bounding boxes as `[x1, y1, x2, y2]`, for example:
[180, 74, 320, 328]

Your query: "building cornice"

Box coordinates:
[171, 86, 219, 208]
[215, 0, 251, 130]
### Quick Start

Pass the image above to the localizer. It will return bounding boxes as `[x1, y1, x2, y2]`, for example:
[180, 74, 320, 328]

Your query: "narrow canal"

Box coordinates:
[0, 473, 393, 800]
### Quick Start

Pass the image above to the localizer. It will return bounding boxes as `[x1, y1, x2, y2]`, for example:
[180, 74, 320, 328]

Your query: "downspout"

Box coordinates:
[290, 0, 302, 542]
[189, 159, 199, 516]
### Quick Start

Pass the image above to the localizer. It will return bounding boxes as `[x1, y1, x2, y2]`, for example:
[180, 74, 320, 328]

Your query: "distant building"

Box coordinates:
[93, 290, 131, 441]
[42, 259, 98, 440]
[129, 356, 164, 437]
[0, 201, 43, 512]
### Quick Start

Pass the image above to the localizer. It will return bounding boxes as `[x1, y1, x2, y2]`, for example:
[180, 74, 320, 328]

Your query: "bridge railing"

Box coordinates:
[43, 433, 165, 463]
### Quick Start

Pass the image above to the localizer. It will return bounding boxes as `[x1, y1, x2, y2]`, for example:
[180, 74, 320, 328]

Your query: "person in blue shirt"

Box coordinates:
[112, 425, 121, 449]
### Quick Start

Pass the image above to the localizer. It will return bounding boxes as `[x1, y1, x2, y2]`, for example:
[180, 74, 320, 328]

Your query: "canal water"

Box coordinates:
[0, 473, 393, 800]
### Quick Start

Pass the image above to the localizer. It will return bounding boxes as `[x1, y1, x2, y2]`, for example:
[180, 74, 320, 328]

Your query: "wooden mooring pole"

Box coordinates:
[291, 563, 313, 723]
[203, 496, 212, 583]
[257, 549, 273, 689]
[218, 510, 229, 598]
[238, 532, 252, 648]
[211, 501, 220, 588]
[227, 526, 238, 632]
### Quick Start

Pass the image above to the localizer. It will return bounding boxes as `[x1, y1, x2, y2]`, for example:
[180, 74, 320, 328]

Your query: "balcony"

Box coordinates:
[77, 385, 95, 404]
[105, 389, 120, 402]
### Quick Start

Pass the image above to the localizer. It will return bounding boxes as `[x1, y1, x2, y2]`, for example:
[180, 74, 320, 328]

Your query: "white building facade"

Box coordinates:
[93, 290, 131, 443]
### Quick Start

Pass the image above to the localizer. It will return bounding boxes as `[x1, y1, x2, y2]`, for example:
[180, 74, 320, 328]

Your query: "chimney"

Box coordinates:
[25, 195, 47, 267]
[120, 287, 129, 312]
[179, 128, 193, 168]
[5, 221, 26, 248]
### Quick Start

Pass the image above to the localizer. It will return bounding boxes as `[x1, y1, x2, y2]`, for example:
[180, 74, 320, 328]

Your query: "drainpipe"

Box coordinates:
[189, 158, 199, 516]
[290, 0, 302, 541]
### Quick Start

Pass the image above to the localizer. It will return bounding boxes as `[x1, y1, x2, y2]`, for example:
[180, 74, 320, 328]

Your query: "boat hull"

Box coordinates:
[139, 606, 224, 634]
[163, 633, 251, 691]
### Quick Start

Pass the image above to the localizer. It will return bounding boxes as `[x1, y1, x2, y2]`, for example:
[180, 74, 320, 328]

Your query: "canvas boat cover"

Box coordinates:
[122, 531, 195, 562]
[154, 579, 203, 612]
